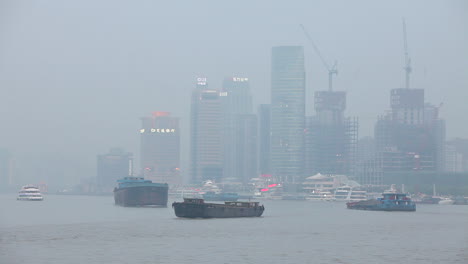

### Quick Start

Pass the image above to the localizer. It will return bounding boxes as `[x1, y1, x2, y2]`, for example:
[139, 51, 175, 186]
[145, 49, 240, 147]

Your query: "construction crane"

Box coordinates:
[300, 24, 338, 92]
[403, 18, 412, 89]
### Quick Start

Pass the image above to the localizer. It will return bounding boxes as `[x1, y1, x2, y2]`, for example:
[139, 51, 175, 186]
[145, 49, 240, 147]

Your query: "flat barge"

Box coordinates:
[172, 198, 264, 218]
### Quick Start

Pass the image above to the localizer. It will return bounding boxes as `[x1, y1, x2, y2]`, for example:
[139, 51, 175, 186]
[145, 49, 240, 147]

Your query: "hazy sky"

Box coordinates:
[1, 0, 467, 185]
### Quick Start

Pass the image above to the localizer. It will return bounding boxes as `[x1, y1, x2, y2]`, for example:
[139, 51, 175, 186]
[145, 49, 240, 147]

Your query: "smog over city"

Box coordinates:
[1, 1, 467, 264]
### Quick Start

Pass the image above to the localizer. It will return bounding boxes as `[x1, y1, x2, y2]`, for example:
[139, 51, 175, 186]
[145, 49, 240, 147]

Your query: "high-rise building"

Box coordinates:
[97, 148, 133, 193]
[375, 88, 445, 173]
[221, 77, 256, 183]
[140, 111, 180, 186]
[304, 91, 358, 177]
[236, 114, 258, 184]
[190, 78, 224, 183]
[445, 138, 468, 172]
[270, 46, 306, 183]
[258, 104, 271, 176]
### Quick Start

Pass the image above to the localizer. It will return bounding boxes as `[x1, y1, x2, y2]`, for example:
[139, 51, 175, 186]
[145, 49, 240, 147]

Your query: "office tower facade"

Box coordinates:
[375, 88, 445, 173]
[236, 114, 258, 183]
[190, 78, 224, 183]
[140, 111, 180, 186]
[97, 148, 133, 192]
[270, 46, 306, 183]
[221, 77, 256, 183]
[258, 104, 271, 176]
[304, 91, 358, 177]
[445, 138, 468, 172]
[354, 137, 383, 186]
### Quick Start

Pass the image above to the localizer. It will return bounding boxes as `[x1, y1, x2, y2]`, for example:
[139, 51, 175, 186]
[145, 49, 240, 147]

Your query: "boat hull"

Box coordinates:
[347, 200, 416, 211]
[114, 186, 168, 207]
[172, 202, 264, 218]
[17, 197, 43, 201]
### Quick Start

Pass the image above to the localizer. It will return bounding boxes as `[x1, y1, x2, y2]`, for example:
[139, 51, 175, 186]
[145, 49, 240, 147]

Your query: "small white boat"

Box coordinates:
[438, 197, 454, 205]
[17, 185, 44, 201]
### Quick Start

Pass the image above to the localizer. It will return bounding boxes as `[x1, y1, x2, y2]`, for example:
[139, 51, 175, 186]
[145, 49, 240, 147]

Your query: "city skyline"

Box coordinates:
[1, 0, 467, 186]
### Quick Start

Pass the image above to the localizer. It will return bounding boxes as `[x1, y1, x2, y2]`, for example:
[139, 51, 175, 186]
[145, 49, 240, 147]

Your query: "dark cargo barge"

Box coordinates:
[114, 177, 168, 207]
[172, 198, 264, 218]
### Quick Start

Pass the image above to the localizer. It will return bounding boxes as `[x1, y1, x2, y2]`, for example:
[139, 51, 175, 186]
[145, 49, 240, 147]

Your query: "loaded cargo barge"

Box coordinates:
[172, 198, 264, 218]
[114, 176, 168, 207]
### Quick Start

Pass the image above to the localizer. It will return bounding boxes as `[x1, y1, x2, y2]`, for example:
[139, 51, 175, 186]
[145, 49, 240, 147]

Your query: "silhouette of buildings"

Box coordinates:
[97, 148, 133, 192]
[374, 88, 445, 174]
[221, 77, 257, 183]
[304, 91, 358, 178]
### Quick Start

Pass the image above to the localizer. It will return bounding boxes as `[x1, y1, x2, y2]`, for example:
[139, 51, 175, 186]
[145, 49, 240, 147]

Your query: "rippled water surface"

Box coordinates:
[1, 194, 467, 264]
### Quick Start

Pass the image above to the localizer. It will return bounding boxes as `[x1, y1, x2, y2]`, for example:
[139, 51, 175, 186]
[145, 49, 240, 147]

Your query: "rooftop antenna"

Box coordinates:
[403, 18, 412, 89]
[300, 24, 338, 91]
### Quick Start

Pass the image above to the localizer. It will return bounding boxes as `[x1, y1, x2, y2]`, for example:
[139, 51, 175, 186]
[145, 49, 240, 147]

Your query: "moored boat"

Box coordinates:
[114, 176, 168, 207]
[17, 185, 44, 201]
[172, 198, 264, 218]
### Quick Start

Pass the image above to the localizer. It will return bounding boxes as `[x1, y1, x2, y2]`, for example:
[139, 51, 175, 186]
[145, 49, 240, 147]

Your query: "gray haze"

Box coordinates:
[1, 0, 467, 186]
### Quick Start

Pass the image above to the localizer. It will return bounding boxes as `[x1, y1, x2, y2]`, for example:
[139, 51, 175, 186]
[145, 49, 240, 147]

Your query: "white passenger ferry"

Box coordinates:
[17, 185, 44, 201]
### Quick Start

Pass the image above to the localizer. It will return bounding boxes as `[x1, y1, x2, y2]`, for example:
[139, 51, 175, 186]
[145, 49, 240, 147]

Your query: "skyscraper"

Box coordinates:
[304, 91, 358, 177]
[258, 104, 271, 176]
[375, 88, 445, 173]
[221, 77, 256, 183]
[270, 46, 306, 183]
[140, 112, 180, 186]
[190, 78, 224, 183]
[97, 148, 133, 192]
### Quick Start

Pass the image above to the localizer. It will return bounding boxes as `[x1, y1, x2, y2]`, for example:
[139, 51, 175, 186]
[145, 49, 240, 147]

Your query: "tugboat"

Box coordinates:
[346, 185, 416, 212]
[114, 176, 168, 207]
[172, 198, 265, 218]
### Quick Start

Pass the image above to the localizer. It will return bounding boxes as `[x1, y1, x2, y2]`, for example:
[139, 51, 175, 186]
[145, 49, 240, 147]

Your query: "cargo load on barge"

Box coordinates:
[346, 191, 416, 212]
[172, 198, 264, 218]
[114, 176, 168, 207]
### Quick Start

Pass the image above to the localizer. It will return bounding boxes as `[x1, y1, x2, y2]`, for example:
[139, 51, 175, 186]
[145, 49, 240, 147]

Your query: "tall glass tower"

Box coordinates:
[190, 78, 224, 183]
[270, 46, 306, 183]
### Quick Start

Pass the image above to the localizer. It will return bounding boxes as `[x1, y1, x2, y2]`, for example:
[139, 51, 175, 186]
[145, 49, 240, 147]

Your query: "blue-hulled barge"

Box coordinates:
[346, 192, 416, 212]
[114, 177, 168, 207]
[172, 198, 264, 218]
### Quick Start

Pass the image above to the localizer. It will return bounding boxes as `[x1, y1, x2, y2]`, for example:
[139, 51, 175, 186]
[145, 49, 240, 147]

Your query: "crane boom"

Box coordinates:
[300, 24, 338, 91]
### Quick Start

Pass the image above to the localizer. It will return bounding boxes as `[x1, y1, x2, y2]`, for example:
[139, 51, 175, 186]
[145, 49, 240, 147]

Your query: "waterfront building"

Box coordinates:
[140, 112, 180, 186]
[270, 46, 306, 183]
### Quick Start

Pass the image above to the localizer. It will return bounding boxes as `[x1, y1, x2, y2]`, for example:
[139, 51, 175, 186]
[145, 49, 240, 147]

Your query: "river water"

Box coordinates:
[0, 194, 467, 264]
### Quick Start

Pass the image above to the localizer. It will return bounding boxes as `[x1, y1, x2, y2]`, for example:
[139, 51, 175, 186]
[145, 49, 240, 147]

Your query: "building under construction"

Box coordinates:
[304, 91, 358, 178]
[375, 88, 445, 173]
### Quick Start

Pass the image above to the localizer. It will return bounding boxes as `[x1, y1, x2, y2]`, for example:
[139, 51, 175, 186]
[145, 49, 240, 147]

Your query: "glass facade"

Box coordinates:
[270, 46, 306, 183]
